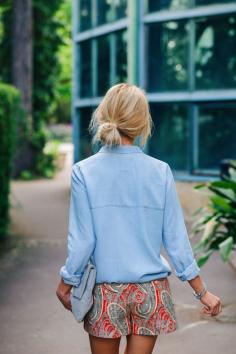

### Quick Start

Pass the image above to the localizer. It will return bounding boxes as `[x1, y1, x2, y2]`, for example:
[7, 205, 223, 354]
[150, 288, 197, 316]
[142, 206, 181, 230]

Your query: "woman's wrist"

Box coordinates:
[200, 289, 209, 301]
[58, 278, 73, 295]
[187, 275, 206, 295]
[193, 281, 207, 300]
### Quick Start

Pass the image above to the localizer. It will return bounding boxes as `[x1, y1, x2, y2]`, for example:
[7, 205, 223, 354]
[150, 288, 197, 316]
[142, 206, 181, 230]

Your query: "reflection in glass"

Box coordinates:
[115, 30, 128, 83]
[147, 21, 188, 92]
[115, 0, 128, 20]
[196, 0, 234, 5]
[97, 0, 127, 25]
[198, 105, 236, 170]
[79, 107, 103, 159]
[97, 0, 113, 25]
[79, 0, 91, 32]
[195, 15, 236, 89]
[79, 40, 92, 98]
[148, 0, 190, 12]
[79, 108, 93, 159]
[97, 35, 110, 96]
[149, 103, 188, 170]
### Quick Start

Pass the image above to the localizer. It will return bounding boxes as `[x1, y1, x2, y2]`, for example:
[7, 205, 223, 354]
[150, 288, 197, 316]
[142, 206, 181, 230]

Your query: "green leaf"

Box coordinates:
[229, 167, 236, 183]
[194, 183, 207, 190]
[208, 186, 236, 203]
[196, 249, 214, 267]
[210, 180, 236, 192]
[219, 236, 233, 262]
[210, 195, 233, 212]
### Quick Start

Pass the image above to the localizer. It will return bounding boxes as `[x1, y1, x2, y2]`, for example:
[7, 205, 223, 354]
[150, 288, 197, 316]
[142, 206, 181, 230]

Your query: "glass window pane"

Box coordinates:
[197, 104, 236, 170]
[79, 108, 93, 159]
[149, 103, 188, 171]
[148, 0, 190, 12]
[79, 0, 92, 32]
[115, 0, 128, 20]
[115, 30, 128, 83]
[97, 35, 111, 96]
[97, 0, 114, 25]
[79, 40, 92, 98]
[147, 21, 188, 92]
[195, 15, 236, 89]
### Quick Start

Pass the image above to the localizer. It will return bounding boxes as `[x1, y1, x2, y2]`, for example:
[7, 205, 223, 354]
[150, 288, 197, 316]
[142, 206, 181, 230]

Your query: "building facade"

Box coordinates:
[72, 0, 236, 180]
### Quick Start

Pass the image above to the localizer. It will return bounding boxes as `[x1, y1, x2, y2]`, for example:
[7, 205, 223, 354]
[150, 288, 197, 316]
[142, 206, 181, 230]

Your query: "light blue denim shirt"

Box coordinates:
[59, 144, 200, 286]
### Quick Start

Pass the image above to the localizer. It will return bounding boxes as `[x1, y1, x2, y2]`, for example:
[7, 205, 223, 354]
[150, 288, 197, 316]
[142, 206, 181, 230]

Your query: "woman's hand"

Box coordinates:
[56, 279, 73, 311]
[188, 275, 222, 317]
[200, 290, 222, 316]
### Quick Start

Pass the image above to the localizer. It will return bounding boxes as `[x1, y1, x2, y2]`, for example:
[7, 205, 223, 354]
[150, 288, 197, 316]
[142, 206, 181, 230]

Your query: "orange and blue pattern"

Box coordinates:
[83, 277, 178, 338]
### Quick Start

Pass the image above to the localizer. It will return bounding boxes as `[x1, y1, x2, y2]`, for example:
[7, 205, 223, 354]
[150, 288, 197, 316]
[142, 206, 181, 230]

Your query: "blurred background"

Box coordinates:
[0, 1, 236, 354]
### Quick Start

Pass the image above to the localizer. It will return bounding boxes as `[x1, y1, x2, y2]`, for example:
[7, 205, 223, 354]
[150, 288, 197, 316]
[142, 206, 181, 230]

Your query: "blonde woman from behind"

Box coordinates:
[56, 83, 222, 354]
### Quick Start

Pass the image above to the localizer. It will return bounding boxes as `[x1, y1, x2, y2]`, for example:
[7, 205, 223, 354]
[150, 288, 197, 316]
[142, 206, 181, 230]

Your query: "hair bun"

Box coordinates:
[88, 83, 153, 147]
[100, 122, 117, 130]
[96, 121, 122, 146]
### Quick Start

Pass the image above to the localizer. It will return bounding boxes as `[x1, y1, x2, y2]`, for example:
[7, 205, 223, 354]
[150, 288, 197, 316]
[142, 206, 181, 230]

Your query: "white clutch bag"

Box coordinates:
[70, 261, 96, 322]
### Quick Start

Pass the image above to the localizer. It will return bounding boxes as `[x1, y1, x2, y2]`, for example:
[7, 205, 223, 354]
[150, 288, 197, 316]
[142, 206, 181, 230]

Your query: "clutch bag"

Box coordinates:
[70, 261, 96, 322]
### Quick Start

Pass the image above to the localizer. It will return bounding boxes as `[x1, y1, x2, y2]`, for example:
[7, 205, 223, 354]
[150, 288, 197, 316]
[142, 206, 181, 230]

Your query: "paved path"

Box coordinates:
[0, 144, 235, 354]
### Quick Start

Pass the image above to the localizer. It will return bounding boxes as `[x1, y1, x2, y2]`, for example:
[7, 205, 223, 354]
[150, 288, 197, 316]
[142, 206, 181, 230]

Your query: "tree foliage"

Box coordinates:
[0, 1, 12, 83]
[32, 0, 64, 130]
[0, 0, 71, 129]
[52, 0, 72, 124]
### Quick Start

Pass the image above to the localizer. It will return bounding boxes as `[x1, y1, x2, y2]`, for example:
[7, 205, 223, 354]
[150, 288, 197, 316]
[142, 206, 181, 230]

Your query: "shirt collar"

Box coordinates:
[98, 144, 144, 154]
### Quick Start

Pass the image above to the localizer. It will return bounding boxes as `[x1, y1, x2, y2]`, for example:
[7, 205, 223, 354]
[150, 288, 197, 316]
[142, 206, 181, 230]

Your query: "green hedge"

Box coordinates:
[0, 83, 20, 238]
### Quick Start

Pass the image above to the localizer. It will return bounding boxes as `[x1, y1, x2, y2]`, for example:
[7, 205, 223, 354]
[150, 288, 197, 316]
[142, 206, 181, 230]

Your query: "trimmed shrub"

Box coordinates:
[0, 83, 20, 238]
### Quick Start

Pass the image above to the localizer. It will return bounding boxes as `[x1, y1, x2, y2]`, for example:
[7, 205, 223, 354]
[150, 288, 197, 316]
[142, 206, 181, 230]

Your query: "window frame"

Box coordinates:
[72, 0, 236, 180]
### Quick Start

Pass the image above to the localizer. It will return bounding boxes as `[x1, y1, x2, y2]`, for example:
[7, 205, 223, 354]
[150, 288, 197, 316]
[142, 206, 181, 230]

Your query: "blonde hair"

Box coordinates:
[88, 83, 154, 147]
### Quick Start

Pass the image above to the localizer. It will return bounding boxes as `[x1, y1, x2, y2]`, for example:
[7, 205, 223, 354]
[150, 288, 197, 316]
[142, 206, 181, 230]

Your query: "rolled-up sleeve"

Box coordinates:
[162, 163, 200, 281]
[59, 163, 96, 286]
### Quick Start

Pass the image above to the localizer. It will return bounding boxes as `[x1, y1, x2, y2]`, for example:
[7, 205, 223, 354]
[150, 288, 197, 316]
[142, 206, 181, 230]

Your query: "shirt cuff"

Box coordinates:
[59, 266, 82, 287]
[175, 259, 200, 281]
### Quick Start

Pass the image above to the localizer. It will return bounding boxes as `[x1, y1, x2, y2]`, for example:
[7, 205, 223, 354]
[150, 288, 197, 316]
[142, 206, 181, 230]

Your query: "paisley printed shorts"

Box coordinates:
[83, 277, 178, 338]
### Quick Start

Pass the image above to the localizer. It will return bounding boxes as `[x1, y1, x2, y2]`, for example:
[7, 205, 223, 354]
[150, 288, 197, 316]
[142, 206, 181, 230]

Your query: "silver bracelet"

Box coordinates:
[193, 282, 207, 300]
